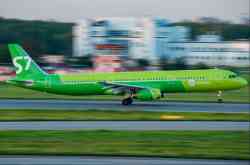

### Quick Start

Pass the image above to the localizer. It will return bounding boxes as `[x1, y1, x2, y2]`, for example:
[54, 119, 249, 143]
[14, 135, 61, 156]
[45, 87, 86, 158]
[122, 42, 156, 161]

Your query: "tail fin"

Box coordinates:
[8, 44, 47, 80]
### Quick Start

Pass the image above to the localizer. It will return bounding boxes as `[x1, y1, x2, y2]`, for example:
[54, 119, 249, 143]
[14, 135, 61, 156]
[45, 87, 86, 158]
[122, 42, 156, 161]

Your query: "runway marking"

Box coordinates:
[160, 115, 184, 120]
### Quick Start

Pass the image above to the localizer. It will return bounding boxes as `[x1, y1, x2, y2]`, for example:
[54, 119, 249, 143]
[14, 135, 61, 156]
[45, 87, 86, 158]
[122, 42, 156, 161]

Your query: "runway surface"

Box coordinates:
[0, 99, 249, 113]
[0, 121, 248, 130]
[0, 101, 248, 164]
[0, 156, 248, 165]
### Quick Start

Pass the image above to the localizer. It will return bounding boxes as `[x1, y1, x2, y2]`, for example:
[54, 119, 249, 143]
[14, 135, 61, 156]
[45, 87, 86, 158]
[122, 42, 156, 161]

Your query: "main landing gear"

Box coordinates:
[217, 90, 223, 103]
[122, 97, 133, 105]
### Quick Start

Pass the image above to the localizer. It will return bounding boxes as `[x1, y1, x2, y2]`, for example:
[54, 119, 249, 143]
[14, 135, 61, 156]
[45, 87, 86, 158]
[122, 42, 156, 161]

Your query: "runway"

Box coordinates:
[0, 99, 249, 113]
[0, 156, 248, 165]
[0, 101, 248, 163]
[0, 121, 248, 130]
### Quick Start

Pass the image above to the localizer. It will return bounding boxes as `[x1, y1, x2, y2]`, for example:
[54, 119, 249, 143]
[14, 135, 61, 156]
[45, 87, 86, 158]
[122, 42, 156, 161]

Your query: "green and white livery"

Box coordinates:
[7, 44, 248, 105]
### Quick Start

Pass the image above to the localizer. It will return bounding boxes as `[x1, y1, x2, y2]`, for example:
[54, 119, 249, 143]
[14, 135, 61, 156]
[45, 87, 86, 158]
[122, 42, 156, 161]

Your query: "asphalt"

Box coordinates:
[0, 121, 248, 130]
[0, 99, 249, 113]
[0, 156, 248, 165]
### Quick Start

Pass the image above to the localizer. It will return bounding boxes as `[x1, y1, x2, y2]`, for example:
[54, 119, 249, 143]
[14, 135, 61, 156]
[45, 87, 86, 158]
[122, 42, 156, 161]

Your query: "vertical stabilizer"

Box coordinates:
[8, 44, 47, 80]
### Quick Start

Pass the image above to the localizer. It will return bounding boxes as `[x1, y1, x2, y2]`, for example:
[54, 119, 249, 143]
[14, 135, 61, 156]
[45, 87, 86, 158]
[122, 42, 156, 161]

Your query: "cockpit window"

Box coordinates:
[229, 74, 237, 78]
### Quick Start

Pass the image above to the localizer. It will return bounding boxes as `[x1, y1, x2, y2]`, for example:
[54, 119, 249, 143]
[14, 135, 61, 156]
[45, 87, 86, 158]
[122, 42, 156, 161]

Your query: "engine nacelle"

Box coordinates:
[135, 88, 161, 101]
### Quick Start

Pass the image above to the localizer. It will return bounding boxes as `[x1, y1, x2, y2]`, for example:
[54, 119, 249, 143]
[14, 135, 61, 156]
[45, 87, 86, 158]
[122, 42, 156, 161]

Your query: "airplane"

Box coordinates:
[6, 44, 248, 105]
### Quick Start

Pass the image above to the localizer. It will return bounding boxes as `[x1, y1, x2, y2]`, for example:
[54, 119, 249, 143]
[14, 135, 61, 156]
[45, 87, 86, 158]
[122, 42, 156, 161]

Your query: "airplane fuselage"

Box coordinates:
[10, 69, 248, 96]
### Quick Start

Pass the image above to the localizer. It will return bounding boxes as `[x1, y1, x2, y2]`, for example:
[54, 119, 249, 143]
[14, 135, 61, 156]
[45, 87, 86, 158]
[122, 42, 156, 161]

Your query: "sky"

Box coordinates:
[0, 0, 249, 23]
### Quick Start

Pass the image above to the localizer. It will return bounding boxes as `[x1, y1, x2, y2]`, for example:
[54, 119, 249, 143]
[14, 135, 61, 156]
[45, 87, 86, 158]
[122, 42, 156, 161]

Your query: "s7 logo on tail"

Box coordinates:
[13, 56, 32, 74]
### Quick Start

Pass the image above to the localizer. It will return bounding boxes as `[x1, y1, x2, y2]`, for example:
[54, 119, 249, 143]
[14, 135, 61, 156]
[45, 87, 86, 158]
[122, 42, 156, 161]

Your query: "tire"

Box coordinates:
[127, 98, 133, 105]
[122, 98, 133, 105]
[217, 98, 223, 103]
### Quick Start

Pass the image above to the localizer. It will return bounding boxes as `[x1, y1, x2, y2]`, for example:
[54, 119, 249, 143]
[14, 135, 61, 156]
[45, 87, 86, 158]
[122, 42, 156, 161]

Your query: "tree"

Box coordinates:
[0, 45, 11, 64]
[0, 18, 73, 57]
[136, 59, 150, 68]
[192, 63, 210, 69]
[159, 57, 169, 70]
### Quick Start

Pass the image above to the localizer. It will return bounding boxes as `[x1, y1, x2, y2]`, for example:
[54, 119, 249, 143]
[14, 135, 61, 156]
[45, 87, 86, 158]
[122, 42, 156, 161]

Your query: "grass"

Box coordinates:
[0, 110, 249, 121]
[0, 130, 249, 160]
[0, 82, 249, 103]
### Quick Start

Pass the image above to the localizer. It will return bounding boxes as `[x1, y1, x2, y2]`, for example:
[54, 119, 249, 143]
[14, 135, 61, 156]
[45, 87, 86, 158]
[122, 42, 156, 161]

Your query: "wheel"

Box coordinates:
[217, 98, 223, 103]
[217, 91, 223, 103]
[127, 97, 133, 105]
[122, 99, 129, 105]
[161, 92, 164, 98]
[122, 97, 133, 105]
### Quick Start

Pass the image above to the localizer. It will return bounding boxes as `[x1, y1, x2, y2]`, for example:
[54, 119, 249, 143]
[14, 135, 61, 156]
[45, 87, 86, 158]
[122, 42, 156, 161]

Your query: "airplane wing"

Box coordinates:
[99, 81, 163, 101]
[99, 81, 147, 94]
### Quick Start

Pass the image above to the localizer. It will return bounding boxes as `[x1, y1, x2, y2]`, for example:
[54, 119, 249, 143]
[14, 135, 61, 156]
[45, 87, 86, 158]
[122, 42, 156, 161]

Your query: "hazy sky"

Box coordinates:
[0, 0, 249, 22]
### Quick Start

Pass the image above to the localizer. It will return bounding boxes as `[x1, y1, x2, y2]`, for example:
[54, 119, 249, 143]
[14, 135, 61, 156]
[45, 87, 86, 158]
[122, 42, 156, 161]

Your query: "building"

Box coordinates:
[73, 18, 249, 68]
[73, 17, 188, 61]
[167, 36, 250, 67]
[73, 20, 92, 57]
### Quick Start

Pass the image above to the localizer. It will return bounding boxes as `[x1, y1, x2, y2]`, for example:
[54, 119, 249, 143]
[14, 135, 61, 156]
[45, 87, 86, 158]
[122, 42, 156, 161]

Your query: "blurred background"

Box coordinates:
[0, 0, 249, 82]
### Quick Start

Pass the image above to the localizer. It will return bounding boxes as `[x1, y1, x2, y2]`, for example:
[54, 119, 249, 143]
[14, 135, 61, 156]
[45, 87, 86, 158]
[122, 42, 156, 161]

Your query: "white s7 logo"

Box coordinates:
[13, 56, 32, 74]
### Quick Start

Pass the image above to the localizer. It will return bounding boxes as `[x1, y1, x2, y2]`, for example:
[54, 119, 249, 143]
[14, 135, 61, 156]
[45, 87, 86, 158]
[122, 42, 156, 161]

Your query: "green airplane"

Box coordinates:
[6, 44, 248, 105]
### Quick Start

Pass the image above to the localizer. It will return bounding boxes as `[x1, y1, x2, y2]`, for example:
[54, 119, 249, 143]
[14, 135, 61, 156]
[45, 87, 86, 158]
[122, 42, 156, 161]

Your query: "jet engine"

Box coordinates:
[135, 88, 161, 101]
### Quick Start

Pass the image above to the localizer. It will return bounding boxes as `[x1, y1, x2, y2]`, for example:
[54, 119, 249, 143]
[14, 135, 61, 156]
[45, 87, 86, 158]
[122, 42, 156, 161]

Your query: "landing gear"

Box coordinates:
[122, 97, 133, 105]
[217, 90, 223, 103]
[161, 92, 164, 98]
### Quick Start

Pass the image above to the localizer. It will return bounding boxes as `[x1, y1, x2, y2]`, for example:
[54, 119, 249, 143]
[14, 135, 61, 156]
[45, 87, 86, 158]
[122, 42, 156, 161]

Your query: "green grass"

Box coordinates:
[0, 82, 249, 103]
[0, 110, 249, 121]
[0, 130, 249, 160]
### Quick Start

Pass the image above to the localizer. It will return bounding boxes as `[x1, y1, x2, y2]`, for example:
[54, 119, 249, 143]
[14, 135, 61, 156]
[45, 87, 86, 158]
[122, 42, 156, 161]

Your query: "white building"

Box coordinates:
[73, 19, 249, 67]
[73, 20, 92, 57]
[167, 40, 250, 67]
[186, 41, 250, 67]
[73, 17, 188, 61]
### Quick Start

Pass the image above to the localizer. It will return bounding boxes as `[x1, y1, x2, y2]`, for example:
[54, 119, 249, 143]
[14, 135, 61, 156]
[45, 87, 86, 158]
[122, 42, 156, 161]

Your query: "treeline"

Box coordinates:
[0, 18, 73, 63]
[172, 21, 250, 40]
